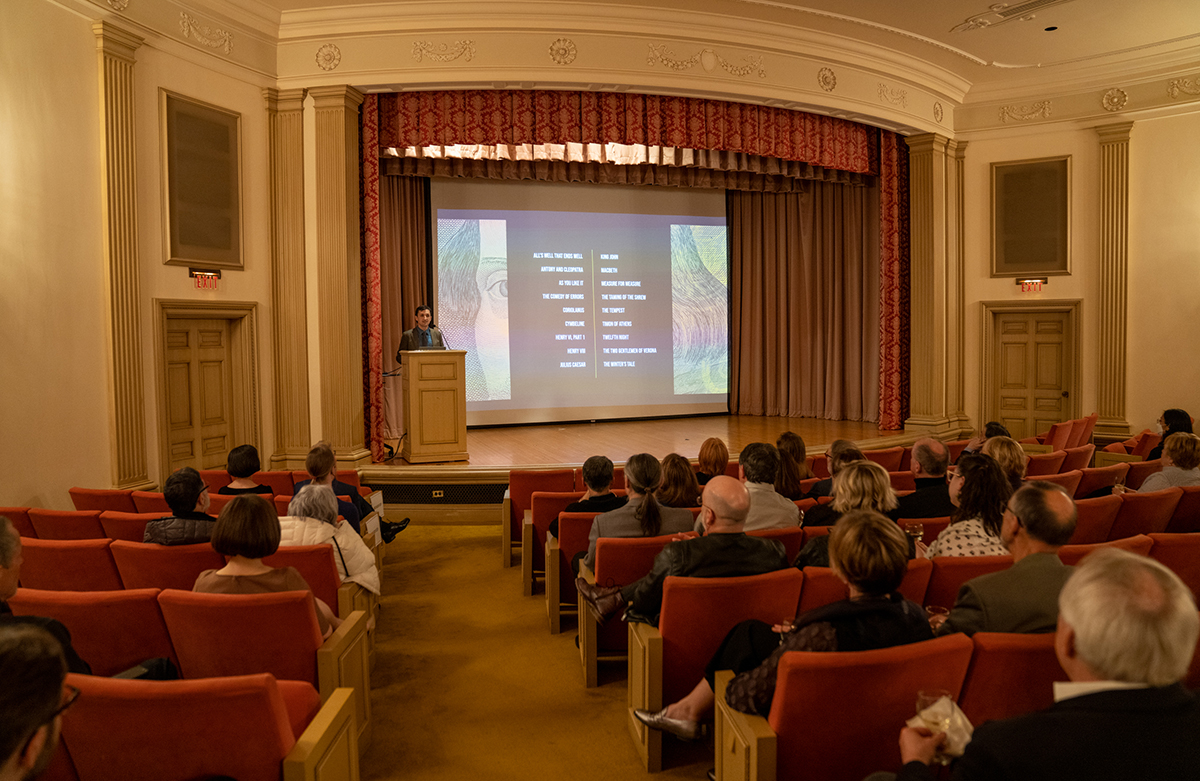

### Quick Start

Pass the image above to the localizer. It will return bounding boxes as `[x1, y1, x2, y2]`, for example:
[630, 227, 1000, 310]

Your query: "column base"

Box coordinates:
[115, 478, 158, 492]
[270, 448, 312, 471]
[902, 415, 968, 439]
[1092, 417, 1132, 448]
[336, 446, 374, 468]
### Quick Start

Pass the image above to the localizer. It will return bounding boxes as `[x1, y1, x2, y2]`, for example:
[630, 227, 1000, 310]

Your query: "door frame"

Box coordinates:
[980, 299, 1082, 433]
[153, 299, 261, 486]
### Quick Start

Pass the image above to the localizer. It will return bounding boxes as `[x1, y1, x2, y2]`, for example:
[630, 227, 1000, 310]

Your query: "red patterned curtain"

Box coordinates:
[377, 91, 878, 175]
[360, 94, 385, 462]
[876, 131, 910, 429]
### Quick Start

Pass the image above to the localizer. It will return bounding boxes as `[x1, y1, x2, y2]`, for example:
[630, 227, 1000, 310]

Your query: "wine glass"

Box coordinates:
[916, 688, 954, 765]
[902, 521, 924, 544]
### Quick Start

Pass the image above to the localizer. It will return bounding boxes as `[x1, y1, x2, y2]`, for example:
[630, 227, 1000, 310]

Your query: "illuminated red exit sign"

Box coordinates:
[189, 268, 221, 291]
[1017, 278, 1046, 293]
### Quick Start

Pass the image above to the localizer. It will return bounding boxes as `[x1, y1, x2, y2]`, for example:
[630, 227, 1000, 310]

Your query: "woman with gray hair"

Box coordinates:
[281, 485, 380, 596]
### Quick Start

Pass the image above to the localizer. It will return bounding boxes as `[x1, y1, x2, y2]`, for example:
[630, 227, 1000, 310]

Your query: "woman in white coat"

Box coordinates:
[281, 485, 381, 597]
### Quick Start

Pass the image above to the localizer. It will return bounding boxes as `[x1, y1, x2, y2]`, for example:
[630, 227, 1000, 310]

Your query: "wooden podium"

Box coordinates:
[399, 349, 469, 463]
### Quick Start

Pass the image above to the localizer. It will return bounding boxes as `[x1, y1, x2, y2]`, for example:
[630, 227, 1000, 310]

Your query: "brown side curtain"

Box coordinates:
[379, 176, 429, 439]
[729, 184, 881, 421]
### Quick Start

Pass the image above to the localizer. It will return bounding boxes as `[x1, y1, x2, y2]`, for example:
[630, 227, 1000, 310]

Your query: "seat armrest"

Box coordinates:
[501, 491, 512, 567]
[283, 687, 360, 781]
[627, 621, 664, 771]
[714, 670, 777, 781]
[1095, 451, 1144, 468]
[521, 514, 535, 597]
[546, 536, 561, 633]
[578, 562, 595, 583]
[317, 609, 372, 754]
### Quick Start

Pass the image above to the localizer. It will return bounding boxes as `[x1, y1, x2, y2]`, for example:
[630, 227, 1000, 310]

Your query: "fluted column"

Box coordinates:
[94, 23, 154, 490]
[310, 85, 370, 467]
[1094, 122, 1134, 441]
[264, 88, 312, 469]
[904, 133, 966, 436]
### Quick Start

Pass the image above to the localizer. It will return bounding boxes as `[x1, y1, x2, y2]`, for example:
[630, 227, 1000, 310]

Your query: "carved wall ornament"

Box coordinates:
[933, 102, 944, 123]
[999, 100, 1052, 123]
[316, 43, 341, 71]
[179, 12, 232, 54]
[818, 67, 837, 92]
[646, 44, 766, 78]
[412, 40, 476, 63]
[549, 38, 577, 65]
[878, 83, 908, 108]
[106, 0, 130, 10]
[1166, 77, 1200, 100]
[951, 1, 1070, 33]
[1101, 88, 1128, 112]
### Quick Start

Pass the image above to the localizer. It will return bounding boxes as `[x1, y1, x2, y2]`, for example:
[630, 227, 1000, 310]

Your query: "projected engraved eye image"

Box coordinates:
[671, 224, 728, 395]
[437, 218, 512, 401]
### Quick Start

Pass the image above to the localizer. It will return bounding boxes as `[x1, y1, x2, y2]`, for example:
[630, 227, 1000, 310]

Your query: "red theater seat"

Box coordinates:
[68, 487, 136, 513]
[502, 469, 575, 568]
[98, 511, 162, 543]
[1058, 534, 1154, 565]
[109, 541, 224, 591]
[1107, 487, 1183, 540]
[18, 538, 122, 591]
[28, 509, 104, 540]
[958, 632, 1064, 726]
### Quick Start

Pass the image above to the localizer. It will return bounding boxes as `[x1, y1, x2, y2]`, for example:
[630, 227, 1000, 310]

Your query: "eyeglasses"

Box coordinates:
[50, 685, 81, 720]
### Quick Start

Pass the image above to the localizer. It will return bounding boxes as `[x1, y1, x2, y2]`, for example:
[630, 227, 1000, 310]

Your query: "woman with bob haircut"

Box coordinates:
[582, 453, 695, 571]
[194, 494, 341, 638]
[1147, 408, 1194, 461]
[923, 453, 1010, 558]
[775, 431, 815, 500]
[281, 485, 381, 596]
[634, 509, 932, 737]
[1131, 432, 1200, 492]
[802, 459, 898, 528]
[981, 435, 1027, 494]
[695, 438, 729, 485]
[657, 453, 702, 508]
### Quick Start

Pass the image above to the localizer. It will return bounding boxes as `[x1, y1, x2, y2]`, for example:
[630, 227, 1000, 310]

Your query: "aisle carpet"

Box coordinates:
[361, 524, 711, 780]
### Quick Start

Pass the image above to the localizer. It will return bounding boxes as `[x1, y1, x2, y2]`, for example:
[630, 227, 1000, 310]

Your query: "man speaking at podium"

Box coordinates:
[396, 304, 445, 361]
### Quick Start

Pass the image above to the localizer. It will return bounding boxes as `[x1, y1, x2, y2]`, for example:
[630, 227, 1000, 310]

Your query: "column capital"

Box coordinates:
[1095, 122, 1134, 144]
[309, 85, 365, 111]
[92, 21, 143, 63]
[904, 133, 953, 155]
[263, 87, 307, 114]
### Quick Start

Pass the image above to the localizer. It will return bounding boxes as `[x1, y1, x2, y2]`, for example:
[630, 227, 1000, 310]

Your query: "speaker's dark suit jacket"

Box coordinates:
[395, 326, 445, 361]
[895, 683, 1200, 780]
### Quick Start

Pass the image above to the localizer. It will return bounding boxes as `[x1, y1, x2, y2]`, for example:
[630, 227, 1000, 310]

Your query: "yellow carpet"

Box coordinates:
[361, 524, 711, 780]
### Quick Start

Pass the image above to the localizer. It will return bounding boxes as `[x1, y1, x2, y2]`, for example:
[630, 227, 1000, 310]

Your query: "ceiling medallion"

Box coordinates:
[818, 67, 836, 92]
[179, 12, 232, 54]
[999, 100, 1052, 123]
[646, 44, 766, 78]
[933, 102, 944, 123]
[878, 83, 908, 108]
[411, 41, 476, 63]
[1101, 88, 1127, 112]
[316, 43, 341, 71]
[1166, 77, 1200, 100]
[549, 38, 577, 65]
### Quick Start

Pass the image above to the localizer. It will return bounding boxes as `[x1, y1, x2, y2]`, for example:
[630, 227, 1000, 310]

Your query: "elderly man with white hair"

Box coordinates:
[872, 548, 1200, 780]
[281, 485, 380, 597]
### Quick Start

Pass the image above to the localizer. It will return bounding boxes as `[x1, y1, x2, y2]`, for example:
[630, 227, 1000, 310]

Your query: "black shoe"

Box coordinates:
[380, 517, 409, 544]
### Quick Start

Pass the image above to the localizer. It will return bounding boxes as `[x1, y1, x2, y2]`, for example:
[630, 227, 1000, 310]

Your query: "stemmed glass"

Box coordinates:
[902, 521, 924, 544]
[916, 689, 954, 766]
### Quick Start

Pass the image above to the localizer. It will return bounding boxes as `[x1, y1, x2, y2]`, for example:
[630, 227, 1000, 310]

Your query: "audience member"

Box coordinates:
[922, 453, 1010, 558]
[294, 444, 363, 533]
[0, 624, 70, 781]
[0, 519, 90, 674]
[143, 466, 216, 546]
[981, 435, 1027, 494]
[879, 548, 1200, 780]
[576, 476, 787, 626]
[695, 438, 729, 485]
[1147, 408, 1194, 461]
[962, 421, 1012, 456]
[775, 431, 815, 500]
[635, 510, 931, 741]
[889, 438, 953, 520]
[803, 459, 898, 529]
[933, 482, 1076, 636]
[1126, 432, 1200, 492]
[657, 453, 702, 508]
[282, 486, 380, 597]
[548, 455, 627, 538]
[805, 440, 864, 499]
[738, 442, 801, 531]
[581, 453, 694, 572]
[218, 444, 271, 495]
[194, 495, 340, 639]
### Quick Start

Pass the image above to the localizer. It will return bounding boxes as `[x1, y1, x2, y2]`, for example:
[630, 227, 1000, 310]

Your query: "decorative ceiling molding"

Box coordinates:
[179, 12, 233, 55]
[549, 38, 577, 65]
[933, 102, 944, 123]
[316, 43, 341, 71]
[1166, 76, 1200, 99]
[817, 67, 837, 92]
[411, 40, 476, 63]
[646, 44, 766, 78]
[950, 0, 1077, 34]
[105, 0, 130, 10]
[1101, 88, 1127, 112]
[998, 100, 1052, 122]
[878, 83, 908, 108]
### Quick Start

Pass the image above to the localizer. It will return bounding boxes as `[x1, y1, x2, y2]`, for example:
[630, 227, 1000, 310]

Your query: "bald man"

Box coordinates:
[933, 481, 1077, 637]
[889, 438, 954, 521]
[577, 475, 789, 625]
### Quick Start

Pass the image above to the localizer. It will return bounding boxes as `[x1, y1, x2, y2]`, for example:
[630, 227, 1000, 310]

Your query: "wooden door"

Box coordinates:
[165, 318, 233, 473]
[993, 311, 1072, 440]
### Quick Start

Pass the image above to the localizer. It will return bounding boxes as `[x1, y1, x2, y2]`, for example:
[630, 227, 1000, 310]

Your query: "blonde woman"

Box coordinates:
[1128, 432, 1200, 493]
[982, 435, 1027, 494]
[796, 461, 900, 567]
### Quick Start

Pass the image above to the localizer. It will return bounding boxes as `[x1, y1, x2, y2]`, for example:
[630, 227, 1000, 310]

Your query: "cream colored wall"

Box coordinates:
[131, 39, 277, 486]
[1127, 112, 1200, 432]
[0, 1, 112, 509]
[958, 125, 1102, 430]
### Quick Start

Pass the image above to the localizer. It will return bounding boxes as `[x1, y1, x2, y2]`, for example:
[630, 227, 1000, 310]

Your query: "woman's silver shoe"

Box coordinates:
[633, 708, 704, 741]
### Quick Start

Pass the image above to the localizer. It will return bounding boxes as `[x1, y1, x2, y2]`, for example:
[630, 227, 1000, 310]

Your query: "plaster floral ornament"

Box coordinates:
[549, 38, 577, 65]
[934, 102, 944, 123]
[1102, 88, 1128, 112]
[316, 44, 342, 71]
[818, 67, 836, 92]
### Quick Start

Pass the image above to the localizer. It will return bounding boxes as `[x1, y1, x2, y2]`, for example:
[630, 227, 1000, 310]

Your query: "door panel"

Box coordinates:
[165, 319, 232, 473]
[992, 311, 1071, 441]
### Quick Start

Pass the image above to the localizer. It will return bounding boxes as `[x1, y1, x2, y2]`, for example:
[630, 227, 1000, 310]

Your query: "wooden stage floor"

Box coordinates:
[367, 414, 922, 482]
